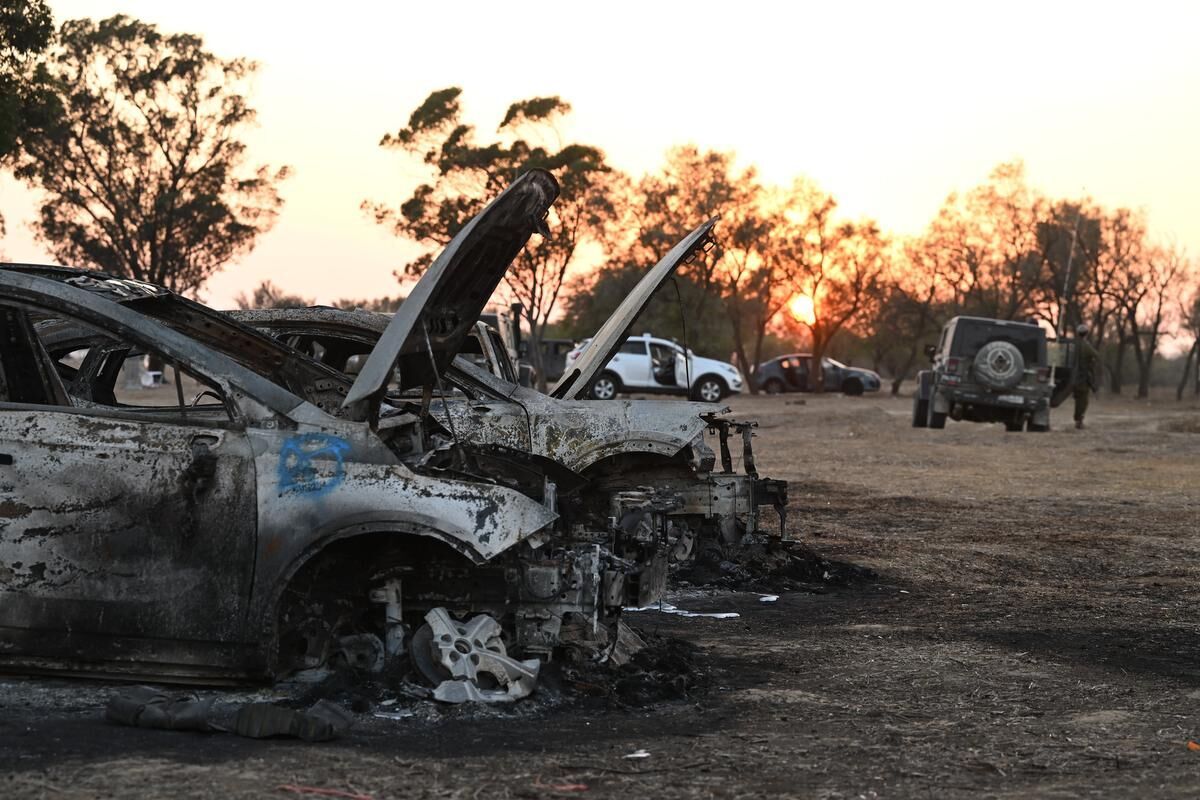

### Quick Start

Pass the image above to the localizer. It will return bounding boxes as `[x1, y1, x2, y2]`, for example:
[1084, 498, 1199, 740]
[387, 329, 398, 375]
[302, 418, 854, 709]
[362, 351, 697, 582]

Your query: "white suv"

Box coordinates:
[564, 333, 744, 402]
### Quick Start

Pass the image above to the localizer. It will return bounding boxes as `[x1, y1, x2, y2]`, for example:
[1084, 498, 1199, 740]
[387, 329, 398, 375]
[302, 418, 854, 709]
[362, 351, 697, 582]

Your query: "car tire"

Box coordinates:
[974, 340, 1025, 390]
[1027, 420, 1050, 432]
[692, 375, 727, 403]
[912, 395, 929, 428]
[764, 378, 785, 395]
[589, 372, 621, 401]
[928, 401, 947, 429]
[842, 378, 864, 396]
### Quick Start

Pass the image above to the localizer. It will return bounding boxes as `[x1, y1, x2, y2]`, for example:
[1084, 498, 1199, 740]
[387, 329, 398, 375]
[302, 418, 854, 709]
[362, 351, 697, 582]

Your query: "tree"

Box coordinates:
[865, 237, 947, 395]
[332, 296, 404, 313]
[923, 162, 1044, 321]
[233, 280, 313, 310]
[14, 15, 288, 295]
[1177, 288, 1200, 400]
[775, 181, 886, 392]
[0, 0, 57, 235]
[1081, 208, 1148, 394]
[1, 0, 54, 157]
[605, 146, 748, 317]
[1116, 242, 1186, 398]
[366, 87, 612, 391]
[1031, 200, 1103, 335]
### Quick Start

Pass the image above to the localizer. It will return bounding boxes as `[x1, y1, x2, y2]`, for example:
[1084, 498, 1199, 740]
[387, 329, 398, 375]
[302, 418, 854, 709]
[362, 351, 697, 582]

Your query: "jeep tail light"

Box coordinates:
[1036, 366, 1050, 383]
[946, 357, 961, 375]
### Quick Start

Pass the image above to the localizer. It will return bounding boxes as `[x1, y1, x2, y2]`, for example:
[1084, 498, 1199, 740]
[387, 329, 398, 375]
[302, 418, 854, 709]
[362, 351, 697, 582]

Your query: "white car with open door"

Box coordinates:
[563, 333, 743, 402]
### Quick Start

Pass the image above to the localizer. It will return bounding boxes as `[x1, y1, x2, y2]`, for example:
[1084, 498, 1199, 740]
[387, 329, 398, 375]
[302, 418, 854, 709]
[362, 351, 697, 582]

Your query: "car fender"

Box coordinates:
[436, 383, 718, 473]
[532, 399, 715, 472]
[688, 356, 734, 386]
[247, 427, 556, 612]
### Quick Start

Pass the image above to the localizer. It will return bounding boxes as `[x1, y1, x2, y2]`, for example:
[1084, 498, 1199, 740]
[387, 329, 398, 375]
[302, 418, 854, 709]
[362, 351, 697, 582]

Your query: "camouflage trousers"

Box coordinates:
[1073, 385, 1090, 422]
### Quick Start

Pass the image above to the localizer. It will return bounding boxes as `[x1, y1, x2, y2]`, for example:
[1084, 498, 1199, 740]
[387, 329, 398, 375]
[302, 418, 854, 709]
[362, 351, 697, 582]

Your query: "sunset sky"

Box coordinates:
[1, 0, 1197, 309]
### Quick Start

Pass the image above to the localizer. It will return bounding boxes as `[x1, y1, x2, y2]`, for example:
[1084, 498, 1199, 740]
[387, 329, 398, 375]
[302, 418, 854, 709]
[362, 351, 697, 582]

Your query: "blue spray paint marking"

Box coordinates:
[278, 433, 351, 497]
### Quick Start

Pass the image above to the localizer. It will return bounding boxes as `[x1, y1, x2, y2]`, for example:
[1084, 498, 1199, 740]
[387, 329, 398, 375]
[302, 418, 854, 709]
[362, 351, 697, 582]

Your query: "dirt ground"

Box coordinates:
[3, 389, 1200, 799]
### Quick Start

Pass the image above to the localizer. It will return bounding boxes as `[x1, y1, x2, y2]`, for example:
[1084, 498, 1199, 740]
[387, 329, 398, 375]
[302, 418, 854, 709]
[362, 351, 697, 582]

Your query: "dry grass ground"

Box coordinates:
[3, 389, 1200, 799]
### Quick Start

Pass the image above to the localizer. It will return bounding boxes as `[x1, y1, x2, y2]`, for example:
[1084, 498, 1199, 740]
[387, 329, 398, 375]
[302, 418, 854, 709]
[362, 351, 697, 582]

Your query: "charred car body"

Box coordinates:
[0, 171, 698, 687]
[233, 222, 786, 563]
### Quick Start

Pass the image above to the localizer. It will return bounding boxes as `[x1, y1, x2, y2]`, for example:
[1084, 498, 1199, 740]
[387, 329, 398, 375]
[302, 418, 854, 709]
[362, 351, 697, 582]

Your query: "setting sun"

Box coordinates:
[789, 293, 815, 325]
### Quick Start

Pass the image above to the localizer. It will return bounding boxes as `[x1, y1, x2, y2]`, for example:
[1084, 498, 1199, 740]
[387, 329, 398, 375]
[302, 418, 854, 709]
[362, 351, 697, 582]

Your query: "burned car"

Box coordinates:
[0, 171, 681, 692]
[232, 222, 787, 562]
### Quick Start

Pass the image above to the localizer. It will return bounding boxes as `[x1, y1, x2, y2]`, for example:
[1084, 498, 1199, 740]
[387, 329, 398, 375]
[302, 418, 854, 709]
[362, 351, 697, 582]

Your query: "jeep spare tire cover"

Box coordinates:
[973, 340, 1024, 389]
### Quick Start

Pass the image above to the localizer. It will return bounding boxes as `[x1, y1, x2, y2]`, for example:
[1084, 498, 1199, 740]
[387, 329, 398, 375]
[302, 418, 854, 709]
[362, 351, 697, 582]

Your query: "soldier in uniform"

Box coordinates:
[1073, 323, 1099, 429]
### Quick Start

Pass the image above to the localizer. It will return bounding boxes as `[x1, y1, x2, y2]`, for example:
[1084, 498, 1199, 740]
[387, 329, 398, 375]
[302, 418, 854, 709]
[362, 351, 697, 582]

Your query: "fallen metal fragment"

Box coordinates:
[602, 620, 647, 667]
[432, 676, 535, 704]
[624, 601, 739, 619]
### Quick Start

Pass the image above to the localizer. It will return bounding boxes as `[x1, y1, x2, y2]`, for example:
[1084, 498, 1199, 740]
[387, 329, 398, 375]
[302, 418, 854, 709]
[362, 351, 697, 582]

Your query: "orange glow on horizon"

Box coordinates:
[788, 293, 815, 325]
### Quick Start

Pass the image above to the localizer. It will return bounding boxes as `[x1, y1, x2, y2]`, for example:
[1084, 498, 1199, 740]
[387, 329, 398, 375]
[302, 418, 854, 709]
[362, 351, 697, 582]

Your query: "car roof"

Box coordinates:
[948, 315, 1043, 331]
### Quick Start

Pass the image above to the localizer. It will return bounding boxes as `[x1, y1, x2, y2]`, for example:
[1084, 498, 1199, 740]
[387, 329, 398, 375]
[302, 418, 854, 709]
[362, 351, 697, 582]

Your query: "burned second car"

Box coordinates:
[234, 221, 788, 567]
[0, 171, 689, 695]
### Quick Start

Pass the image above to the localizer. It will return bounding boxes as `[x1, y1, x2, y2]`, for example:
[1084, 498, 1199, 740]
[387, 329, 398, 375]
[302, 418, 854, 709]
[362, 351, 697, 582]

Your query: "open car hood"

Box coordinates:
[343, 169, 559, 415]
[551, 218, 717, 400]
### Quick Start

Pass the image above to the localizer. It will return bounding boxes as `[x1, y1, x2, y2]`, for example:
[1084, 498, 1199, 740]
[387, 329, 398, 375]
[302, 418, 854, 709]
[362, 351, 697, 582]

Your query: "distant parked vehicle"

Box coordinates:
[754, 354, 881, 396]
[538, 338, 575, 383]
[562, 333, 744, 402]
[478, 304, 535, 387]
[913, 316, 1059, 431]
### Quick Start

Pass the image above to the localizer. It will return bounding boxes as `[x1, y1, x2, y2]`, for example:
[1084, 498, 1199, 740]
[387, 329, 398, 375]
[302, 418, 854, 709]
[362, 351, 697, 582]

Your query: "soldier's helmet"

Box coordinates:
[1076, 323, 1089, 337]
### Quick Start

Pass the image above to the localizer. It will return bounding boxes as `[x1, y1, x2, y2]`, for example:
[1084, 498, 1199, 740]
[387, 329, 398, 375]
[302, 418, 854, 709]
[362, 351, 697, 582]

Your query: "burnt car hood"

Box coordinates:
[550, 218, 717, 400]
[343, 170, 559, 415]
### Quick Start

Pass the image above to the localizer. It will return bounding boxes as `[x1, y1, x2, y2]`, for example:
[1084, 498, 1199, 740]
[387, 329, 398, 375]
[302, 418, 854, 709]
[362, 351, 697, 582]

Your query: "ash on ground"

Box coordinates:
[277, 625, 708, 724]
[676, 535, 876, 592]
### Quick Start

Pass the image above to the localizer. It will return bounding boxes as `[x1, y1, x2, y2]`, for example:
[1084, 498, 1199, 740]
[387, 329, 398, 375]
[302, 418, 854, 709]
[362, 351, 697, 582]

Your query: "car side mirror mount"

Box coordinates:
[924, 344, 936, 360]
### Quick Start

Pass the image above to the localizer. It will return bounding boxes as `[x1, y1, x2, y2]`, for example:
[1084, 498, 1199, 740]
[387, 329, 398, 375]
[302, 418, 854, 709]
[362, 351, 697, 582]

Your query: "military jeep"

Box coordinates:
[913, 316, 1054, 432]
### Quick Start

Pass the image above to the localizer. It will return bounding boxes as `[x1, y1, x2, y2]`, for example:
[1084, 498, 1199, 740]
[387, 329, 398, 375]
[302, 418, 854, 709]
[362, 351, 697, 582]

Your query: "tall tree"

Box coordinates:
[605, 146, 749, 317]
[864, 236, 947, 395]
[233, 280, 313, 310]
[0, 0, 54, 157]
[366, 87, 612, 391]
[922, 162, 1043, 321]
[14, 15, 288, 295]
[1116, 242, 1186, 398]
[713, 180, 790, 386]
[332, 296, 404, 313]
[1177, 288, 1200, 401]
[0, 0, 57, 236]
[776, 181, 886, 392]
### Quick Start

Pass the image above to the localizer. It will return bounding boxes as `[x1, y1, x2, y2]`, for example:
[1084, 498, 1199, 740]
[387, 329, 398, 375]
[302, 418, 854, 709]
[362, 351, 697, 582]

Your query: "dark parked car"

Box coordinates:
[754, 354, 881, 396]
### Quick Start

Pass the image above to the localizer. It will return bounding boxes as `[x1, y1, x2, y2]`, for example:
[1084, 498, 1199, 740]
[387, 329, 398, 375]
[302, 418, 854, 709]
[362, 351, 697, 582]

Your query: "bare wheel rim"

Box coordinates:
[593, 377, 616, 399]
[699, 380, 722, 402]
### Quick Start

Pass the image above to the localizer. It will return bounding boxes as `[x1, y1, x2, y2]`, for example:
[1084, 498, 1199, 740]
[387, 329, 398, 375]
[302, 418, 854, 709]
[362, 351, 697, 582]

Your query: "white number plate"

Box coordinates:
[998, 394, 1025, 404]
